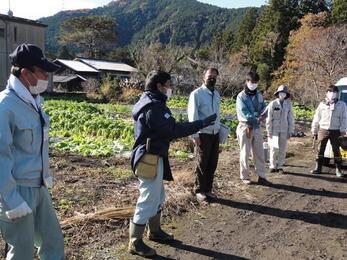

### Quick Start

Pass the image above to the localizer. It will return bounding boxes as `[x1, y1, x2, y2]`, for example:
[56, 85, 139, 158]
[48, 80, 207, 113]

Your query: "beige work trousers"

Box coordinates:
[269, 132, 289, 170]
[237, 123, 266, 180]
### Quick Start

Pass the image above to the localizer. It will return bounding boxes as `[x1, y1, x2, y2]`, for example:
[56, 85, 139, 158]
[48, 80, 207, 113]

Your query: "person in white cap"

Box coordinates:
[0, 44, 64, 259]
[266, 85, 295, 174]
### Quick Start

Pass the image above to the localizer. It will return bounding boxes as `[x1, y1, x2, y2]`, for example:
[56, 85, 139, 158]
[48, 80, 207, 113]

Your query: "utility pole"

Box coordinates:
[8, 0, 13, 16]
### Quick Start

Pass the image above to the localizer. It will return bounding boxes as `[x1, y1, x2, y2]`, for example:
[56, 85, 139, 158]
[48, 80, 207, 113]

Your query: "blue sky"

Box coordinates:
[198, 0, 268, 8]
[0, 0, 268, 20]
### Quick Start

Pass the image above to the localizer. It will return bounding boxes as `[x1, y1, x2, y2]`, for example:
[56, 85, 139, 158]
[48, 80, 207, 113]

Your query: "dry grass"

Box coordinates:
[61, 207, 135, 228]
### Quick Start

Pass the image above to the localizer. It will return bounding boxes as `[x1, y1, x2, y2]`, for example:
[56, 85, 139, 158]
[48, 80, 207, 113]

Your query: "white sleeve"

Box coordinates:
[187, 91, 200, 138]
[265, 101, 274, 135]
[340, 102, 347, 133]
[288, 102, 295, 134]
[311, 104, 321, 134]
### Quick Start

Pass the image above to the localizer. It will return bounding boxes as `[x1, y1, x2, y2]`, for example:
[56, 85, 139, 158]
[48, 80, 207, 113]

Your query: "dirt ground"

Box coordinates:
[1, 127, 346, 260]
[115, 134, 347, 260]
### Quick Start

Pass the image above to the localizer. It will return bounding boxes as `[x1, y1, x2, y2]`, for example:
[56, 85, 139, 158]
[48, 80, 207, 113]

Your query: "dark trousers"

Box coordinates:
[317, 129, 341, 163]
[195, 133, 219, 193]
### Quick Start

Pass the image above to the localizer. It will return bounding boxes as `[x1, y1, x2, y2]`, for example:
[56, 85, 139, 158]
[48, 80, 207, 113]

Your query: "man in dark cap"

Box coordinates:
[0, 44, 64, 259]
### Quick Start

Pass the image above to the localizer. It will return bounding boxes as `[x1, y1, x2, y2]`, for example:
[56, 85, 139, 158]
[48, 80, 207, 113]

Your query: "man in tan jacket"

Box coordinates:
[311, 85, 347, 177]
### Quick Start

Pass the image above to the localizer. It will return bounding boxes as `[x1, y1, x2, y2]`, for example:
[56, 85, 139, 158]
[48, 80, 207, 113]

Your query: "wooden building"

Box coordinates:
[0, 13, 46, 90]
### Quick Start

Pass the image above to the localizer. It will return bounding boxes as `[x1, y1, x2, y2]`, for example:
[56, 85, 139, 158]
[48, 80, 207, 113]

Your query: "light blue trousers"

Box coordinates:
[133, 158, 165, 225]
[0, 186, 64, 260]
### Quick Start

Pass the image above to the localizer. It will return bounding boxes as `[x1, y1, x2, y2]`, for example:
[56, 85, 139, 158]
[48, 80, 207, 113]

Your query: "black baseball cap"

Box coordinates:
[9, 43, 60, 72]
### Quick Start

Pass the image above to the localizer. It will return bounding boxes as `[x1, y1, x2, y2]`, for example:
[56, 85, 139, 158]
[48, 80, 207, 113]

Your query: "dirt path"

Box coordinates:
[117, 137, 347, 260]
[1, 134, 345, 259]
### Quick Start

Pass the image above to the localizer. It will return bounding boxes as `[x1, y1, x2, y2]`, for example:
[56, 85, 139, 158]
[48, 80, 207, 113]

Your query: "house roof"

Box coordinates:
[76, 58, 137, 73]
[53, 74, 86, 83]
[54, 59, 99, 73]
[336, 77, 347, 86]
[0, 14, 47, 27]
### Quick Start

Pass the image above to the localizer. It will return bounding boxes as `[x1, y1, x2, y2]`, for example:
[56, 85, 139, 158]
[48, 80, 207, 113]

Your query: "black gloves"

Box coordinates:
[201, 113, 217, 128]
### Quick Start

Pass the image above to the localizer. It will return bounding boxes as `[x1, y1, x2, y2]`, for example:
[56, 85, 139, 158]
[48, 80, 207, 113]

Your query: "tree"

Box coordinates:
[272, 12, 347, 105]
[210, 27, 235, 62]
[298, 0, 331, 16]
[250, 0, 300, 89]
[130, 43, 192, 76]
[108, 47, 134, 66]
[57, 46, 74, 59]
[232, 8, 259, 53]
[332, 0, 347, 24]
[59, 16, 117, 58]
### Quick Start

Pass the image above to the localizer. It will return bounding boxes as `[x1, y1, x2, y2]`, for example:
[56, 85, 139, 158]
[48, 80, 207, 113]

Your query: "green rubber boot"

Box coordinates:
[128, 221, 156, 257]
[147, 212, 174, 243]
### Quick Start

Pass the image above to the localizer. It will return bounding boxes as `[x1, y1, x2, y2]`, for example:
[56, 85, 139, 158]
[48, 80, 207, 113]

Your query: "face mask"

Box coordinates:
[247, 82, 258, 91]
[326, 91, 337, 101]
[29, 79, 48, 95]
[206, 78, 216, 90]
[26, 71, 48, 95]
[165, 88, 172, 99]
[278, 92, 287, 100]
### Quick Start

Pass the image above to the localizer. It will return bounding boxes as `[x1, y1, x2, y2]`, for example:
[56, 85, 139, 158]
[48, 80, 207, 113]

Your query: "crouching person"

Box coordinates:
[266, 85, 295, 174]
[129, 70, 216, 257]
[311, 85, 347, 177]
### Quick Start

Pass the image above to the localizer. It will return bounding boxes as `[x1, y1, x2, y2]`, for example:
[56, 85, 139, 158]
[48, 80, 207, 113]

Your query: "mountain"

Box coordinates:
[39, 0, 259, 54]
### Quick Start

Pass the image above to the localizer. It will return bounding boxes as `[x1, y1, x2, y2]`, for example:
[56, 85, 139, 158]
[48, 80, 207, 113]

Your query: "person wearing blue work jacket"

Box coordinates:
[129, 70, 216, 257]
[236, 71, 271, 186]
[0, 44, 64, 260]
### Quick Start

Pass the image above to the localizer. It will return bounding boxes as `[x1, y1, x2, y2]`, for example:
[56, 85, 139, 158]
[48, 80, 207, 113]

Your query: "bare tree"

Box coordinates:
[292, 25, 347, 104]
[130, 43, 192, 77]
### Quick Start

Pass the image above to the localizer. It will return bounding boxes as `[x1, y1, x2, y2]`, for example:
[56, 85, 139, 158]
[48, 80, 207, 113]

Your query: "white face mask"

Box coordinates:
[326, 91, 337, 101]
[165, 88, 172, 99]
[26, 71, 48, 95]
[247, 82, 258, 91]
[278, 92, 287, 100]
[29, 79, 48, 95]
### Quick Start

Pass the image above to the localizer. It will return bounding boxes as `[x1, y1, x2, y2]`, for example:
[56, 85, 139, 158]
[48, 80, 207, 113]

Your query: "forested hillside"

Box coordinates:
[40, 0, 253, 53]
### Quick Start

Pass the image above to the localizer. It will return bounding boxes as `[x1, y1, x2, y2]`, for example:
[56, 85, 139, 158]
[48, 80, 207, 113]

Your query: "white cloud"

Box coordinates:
[0, 0, 111, 20]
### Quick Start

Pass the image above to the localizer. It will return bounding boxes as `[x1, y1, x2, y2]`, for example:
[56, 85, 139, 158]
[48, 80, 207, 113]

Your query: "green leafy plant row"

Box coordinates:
[44, 100, 134, 156]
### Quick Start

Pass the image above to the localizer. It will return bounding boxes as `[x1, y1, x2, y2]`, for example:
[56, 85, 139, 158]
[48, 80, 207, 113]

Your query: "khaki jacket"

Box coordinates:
[266, 99, 295, 135]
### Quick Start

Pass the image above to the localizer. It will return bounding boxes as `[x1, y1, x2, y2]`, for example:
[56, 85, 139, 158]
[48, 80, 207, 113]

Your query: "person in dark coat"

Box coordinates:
[129, 70, 216, 257]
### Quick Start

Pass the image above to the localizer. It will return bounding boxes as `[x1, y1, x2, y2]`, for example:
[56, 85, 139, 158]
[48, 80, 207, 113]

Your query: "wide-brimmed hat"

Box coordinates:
[9, 43, 60, 72]
[274, 85, 290, 98]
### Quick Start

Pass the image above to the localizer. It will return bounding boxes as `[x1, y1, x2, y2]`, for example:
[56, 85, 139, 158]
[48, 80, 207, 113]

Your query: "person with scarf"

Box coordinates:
[266, 85, 295, 174]
[0, 44, 64, 259]
[236, 71, 271, 185]
[130, 70, 216, 257]
[188, 68, 221, 202]
[311, 85, 347, 177]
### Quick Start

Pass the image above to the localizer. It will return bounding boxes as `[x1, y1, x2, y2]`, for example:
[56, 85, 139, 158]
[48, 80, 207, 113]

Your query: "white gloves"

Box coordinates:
[5, 202, 32, 220]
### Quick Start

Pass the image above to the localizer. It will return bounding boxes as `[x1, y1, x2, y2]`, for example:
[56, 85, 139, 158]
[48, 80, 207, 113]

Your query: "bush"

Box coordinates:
[82, 78, 100, 94]
[100, 75, 122, 102]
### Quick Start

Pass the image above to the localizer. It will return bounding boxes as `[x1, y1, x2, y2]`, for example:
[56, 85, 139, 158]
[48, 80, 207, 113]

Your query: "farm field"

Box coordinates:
[43, 95, 314, 157]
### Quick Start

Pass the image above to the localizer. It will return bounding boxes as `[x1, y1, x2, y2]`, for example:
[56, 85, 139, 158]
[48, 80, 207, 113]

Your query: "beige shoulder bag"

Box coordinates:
[135, 138, 159, 179]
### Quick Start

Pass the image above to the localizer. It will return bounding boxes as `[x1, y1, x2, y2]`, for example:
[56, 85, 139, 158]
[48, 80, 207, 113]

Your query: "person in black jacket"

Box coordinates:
[129, 70, 216, 257]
